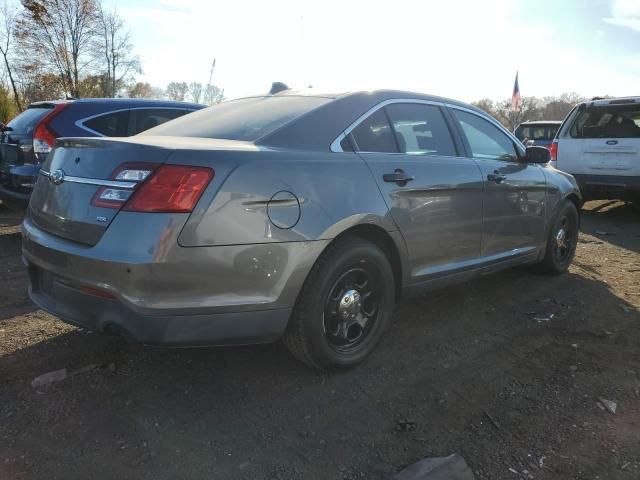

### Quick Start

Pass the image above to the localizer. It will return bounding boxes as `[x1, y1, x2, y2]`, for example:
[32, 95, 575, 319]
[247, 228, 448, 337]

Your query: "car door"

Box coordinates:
[450, 107, 546, 259]
[344, 101, 484, 283]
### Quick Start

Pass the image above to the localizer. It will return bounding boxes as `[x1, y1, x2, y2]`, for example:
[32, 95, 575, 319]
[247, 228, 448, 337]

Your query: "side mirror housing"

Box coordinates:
[525, 146, 551, 164]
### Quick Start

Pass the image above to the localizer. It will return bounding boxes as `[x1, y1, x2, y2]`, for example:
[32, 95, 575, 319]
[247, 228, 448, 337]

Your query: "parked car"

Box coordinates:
[550, 97, 640, 202]
[23, 90, 582, 369]
[514, 120, 561, 148]
[0, 98, 205, 208]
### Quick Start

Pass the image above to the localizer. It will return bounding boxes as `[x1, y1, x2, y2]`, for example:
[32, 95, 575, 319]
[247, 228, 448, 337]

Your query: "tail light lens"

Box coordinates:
[124, 165, 214, 213]
[92, 163, 158, 209]
[549, 141, 558, 161]
[91, 163, 214, 213]
[33, 103, 69, 158]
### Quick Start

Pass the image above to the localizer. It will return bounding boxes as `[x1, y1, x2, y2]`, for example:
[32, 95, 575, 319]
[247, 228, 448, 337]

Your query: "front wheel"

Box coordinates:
[283, 236, 395, 370]
[536, 200, 579, 275]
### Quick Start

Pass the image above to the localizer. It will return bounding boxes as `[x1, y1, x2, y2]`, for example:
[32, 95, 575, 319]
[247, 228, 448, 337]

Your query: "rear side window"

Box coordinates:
[385, 103, 456, 156]
[130, 108, 191, 135]
[349, 108, 398, 153]
[83, 110, 129, 136]
[6, 106, 53, 134]
[453, 109, 518, 161]
[570, 104, 640, 138]
[140, 96, 331, 141]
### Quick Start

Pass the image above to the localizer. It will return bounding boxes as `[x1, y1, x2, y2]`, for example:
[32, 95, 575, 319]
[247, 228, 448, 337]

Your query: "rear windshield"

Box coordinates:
[6, 106, 53, 134]
[570, 104, 640, 138]
[140, 96, 332, 141]
[515, 124, 559, 141]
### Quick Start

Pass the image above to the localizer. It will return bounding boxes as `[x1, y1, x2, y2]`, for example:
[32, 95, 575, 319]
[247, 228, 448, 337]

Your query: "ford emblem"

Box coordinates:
[49, 169, 65, 185]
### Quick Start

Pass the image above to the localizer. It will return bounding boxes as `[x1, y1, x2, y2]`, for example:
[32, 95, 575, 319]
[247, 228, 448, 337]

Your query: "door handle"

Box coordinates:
[487, 171, 507, 184]
[383, 169, 415, 186]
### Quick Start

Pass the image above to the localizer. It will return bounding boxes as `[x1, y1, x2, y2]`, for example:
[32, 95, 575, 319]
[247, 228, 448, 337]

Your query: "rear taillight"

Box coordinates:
[91, 163, 213, 213]
[33, 103, 69, 158]
[124, 165, 214, 213]
[549, 141, 558, 161]
[92, 163, 158, 208]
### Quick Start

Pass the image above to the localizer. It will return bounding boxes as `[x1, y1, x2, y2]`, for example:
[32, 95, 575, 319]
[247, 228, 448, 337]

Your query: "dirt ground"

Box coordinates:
[0, 200, 639, 480]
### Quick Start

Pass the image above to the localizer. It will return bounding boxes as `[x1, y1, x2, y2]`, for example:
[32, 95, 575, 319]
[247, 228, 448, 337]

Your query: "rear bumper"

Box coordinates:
[573, 174, 640, 202]
[22, 215, 328, 346]
[28, 269, 291, 346]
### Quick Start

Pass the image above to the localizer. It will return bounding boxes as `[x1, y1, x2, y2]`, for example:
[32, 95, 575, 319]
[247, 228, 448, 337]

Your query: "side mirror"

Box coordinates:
[525, 146, 551, 164]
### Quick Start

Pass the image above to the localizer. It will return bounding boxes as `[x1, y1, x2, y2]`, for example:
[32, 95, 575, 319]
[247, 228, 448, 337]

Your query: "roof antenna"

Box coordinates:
[269, 82, 289, 95]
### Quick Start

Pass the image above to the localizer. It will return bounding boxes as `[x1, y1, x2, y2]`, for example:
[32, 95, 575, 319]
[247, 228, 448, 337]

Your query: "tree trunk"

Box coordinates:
[1, 52, 21, 111]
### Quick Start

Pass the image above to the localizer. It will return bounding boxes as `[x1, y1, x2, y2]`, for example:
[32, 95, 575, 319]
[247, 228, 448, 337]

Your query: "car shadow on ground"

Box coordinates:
[580, 200, 639, 253]
[2, 265, 639, 479]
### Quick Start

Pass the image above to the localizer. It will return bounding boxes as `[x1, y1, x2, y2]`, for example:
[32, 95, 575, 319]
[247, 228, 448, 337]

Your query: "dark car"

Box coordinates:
[24, 90, 582, 369]
[514, 121, 562, 148]
[0, 98, 204, 207]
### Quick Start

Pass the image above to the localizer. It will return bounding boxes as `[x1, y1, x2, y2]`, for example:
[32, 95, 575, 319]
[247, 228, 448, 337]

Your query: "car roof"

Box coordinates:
[244, 88, 487, 115]
[28, 98, 205, 109]
[518, 120, 562, 125]
[586, 96, 640, 107]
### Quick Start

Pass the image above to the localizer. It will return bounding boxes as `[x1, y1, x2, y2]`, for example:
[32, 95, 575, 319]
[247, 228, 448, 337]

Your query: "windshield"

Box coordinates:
[140, 96, 332, 141]
[7, 105, 53, 134]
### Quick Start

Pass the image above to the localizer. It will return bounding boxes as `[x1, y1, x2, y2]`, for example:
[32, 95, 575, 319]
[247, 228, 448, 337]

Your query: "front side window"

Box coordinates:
[570, 104, 640, 139]
[385, 103, 456, 156]
[349, 108, 398, 153]
[83, 110, 129, 137]
[453, 109, 518, 161]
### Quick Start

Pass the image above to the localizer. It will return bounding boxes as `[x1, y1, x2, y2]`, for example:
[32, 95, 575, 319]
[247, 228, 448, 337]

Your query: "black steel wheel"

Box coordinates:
[284, 236, 395, 370]
[537, 199, 579, 274]
[323, 266, 381, 353]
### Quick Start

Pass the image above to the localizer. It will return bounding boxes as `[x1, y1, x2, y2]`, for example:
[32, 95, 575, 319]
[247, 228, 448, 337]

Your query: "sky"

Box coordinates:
[103, 0, 640, 102]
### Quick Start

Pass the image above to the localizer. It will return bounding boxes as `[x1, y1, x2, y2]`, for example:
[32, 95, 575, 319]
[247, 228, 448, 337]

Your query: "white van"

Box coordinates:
[551, 97, 640, 202]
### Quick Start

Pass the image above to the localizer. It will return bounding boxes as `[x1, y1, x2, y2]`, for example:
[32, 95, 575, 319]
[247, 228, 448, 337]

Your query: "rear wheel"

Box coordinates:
[536, 200, 579, 274]
[283, 236, 395, 370]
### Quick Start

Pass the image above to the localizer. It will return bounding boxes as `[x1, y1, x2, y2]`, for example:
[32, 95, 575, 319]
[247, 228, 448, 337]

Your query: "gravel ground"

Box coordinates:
[0, 200, 639, 480]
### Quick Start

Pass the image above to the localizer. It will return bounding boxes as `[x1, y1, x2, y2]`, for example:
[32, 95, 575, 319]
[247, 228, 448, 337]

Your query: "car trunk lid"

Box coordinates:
[582, 139, 639, 174]
[29, 137, 175, 246]
[567, 101, 640, 177]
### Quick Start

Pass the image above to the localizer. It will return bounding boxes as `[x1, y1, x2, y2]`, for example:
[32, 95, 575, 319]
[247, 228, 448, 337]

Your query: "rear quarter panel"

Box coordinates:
[176, 149, 398, 246]
[540, 165, 582, 229]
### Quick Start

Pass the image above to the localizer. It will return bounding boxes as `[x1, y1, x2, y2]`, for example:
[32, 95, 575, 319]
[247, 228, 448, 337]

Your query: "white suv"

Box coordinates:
[551, 97, 640, 202]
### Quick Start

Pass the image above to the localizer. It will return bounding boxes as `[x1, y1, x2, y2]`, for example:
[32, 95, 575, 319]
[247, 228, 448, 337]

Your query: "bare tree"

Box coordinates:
[0, 0, 20, 110]
[471, 98, 496, 118]
[203, 84, 223, 106]
[188, 81, 202, 103]
[165, 81, 188, 101]
[127, 81, 153, 98]
[95, 6, 140, 97]
[18, 0, 99, 98]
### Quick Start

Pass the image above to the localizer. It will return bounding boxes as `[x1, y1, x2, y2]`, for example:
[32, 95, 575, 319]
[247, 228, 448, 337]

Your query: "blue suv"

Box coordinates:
[0, 98, 205, 207]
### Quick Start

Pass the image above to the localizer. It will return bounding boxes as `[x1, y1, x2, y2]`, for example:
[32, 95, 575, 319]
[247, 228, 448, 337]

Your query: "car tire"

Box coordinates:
[535, 200, 579, 275]
[283, 236, 395, 370]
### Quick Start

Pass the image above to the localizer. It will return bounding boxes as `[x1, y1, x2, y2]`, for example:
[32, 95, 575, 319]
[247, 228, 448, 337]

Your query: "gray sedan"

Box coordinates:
[22, 89, 582, 369]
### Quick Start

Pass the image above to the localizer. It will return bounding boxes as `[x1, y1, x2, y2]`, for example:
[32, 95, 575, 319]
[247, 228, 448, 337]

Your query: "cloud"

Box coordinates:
[604, 0, 640, 31]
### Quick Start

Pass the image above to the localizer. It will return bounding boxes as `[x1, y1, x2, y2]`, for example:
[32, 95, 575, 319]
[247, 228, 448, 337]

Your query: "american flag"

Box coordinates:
[511, 72, 522, 112]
